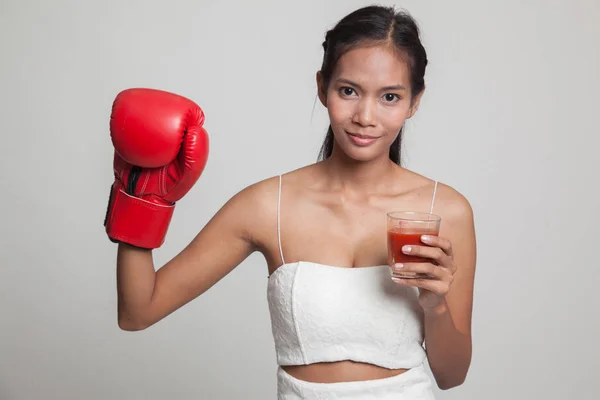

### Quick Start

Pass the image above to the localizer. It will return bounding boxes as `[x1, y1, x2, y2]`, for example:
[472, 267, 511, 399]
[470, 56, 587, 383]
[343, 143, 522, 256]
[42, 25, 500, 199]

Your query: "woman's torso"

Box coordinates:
[252, 162, 441, 383]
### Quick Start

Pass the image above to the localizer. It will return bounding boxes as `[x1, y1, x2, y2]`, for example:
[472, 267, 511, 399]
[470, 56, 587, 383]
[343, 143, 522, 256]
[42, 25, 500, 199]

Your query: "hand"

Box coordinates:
[392, 235, 458, 312]
[104, 88, 209, 249]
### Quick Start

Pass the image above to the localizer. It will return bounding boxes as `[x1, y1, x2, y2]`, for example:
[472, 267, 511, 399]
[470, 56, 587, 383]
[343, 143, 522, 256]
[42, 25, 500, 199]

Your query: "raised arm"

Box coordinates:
[103, 88, 273, 330]
[116, 182, 270, 330]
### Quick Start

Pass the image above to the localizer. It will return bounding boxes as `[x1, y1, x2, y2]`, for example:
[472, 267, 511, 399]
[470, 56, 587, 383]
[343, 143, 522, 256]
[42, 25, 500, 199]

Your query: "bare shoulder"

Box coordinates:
[223, 164, 319, 251]
[233, 175, 280, 214]
[397, 168, 474, 231]
[239, 164, 319, 212]
[433, 182, 475, 227]
[224, 174, 282, 245]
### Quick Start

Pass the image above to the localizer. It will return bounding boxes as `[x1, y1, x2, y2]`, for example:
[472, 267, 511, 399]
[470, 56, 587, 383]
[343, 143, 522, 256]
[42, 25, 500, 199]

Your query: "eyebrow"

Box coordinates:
[336, 78, 407, 92]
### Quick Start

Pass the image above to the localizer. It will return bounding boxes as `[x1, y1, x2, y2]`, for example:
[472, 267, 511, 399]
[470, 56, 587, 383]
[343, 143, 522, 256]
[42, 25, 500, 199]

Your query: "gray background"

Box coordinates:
[1, 0, 599, 399]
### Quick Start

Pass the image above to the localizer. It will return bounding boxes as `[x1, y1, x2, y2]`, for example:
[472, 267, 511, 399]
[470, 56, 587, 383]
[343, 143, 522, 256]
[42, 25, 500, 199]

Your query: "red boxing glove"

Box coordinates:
[104, 88, 209, 249]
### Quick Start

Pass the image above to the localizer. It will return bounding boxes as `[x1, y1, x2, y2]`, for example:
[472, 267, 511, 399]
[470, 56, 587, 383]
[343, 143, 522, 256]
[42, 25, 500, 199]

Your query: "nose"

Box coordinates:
[352, 98, 376, 127]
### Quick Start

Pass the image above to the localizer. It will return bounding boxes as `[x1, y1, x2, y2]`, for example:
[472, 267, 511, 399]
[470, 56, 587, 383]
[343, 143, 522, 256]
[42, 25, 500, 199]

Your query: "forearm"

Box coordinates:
[116, 243, 156, 330]
[423, 300, 472, 390]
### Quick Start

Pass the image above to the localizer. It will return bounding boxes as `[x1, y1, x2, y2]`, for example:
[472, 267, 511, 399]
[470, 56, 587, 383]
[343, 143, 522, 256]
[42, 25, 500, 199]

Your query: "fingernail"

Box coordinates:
[421, 235, 431, 242]
[395, 263, 404, 269]
[402, 246, 412, 253]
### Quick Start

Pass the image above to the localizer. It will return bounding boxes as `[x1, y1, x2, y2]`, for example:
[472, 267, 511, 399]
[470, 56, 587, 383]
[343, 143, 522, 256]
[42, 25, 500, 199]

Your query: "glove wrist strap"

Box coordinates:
[105, 185, 174, 249]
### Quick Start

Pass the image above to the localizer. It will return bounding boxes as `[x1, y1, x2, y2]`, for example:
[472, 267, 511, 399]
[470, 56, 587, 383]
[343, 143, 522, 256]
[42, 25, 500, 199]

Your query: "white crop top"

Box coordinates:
[266, 175, 438, 370]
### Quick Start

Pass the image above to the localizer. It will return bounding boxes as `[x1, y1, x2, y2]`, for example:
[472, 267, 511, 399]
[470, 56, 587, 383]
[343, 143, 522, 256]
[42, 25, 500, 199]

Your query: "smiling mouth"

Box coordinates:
[346, 131, 380, 139]
[346, 131, 381, 146]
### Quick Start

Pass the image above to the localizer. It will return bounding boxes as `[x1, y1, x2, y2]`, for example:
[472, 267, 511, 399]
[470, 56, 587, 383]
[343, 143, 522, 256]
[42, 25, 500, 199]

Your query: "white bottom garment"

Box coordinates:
[276, 363, 436, 399]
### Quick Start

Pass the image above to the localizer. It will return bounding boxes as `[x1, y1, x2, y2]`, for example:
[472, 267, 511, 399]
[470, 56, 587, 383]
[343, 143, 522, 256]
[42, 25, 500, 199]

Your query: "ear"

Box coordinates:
[316, 71, 327, 107]
[407, 86, 425, 119]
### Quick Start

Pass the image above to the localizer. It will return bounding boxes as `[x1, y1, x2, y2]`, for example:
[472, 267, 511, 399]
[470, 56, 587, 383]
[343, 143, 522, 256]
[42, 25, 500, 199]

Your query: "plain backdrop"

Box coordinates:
[1, 0, 599, 399]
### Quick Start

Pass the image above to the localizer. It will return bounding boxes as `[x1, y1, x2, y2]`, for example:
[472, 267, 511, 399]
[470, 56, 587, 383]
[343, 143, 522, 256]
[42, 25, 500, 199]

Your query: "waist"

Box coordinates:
[276, 362, 435, 399]
[282, 360, 409, 383]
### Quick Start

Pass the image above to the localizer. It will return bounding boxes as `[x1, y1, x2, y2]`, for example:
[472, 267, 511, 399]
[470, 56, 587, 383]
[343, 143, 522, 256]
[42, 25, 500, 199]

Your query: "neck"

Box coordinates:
[321, 147, 397, 195]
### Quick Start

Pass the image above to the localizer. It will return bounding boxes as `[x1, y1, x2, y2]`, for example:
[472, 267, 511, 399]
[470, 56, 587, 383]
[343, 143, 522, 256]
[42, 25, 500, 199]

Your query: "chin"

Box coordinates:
[338, 144, 386, 163]
[346, 150, 376, 163]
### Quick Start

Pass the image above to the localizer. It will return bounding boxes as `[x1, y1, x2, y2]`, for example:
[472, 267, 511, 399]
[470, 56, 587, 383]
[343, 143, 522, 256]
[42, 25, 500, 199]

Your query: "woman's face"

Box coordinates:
[318, 43, 423, 162]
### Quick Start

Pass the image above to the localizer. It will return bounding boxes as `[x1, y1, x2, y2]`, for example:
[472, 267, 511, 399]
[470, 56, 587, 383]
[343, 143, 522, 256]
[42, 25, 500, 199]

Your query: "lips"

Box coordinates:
[347, 132, 378, 139]
[346, 131, 380, 146]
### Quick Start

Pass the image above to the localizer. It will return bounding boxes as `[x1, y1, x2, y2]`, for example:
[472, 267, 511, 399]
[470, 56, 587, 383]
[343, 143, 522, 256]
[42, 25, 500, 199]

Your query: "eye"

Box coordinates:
[339, 87, 356, 97]
[383, 93, 401, 103]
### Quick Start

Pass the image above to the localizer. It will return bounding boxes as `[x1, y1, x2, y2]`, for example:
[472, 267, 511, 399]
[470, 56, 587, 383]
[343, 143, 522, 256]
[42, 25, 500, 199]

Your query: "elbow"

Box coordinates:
[118, 313, 151, 331]
[433, 346, 472, 390]
[437, 376, 466, 391]
[436, 370, 468, 390]
[118, 320, 148, 331]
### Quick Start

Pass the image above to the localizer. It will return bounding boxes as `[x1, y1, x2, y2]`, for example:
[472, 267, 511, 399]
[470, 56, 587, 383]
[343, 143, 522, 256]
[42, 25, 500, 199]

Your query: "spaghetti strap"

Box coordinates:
[277, 175, 285, 265]
[429, 180, 438, 214]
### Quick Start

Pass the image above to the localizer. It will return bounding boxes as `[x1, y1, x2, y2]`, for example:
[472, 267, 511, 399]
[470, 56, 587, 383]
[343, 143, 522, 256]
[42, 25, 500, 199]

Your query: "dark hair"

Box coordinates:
[317, 5, 428, 165]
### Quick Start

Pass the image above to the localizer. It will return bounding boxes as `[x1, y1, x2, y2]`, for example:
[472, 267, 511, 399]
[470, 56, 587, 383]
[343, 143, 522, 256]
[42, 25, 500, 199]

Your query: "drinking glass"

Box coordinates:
[387, 211, 441, 280]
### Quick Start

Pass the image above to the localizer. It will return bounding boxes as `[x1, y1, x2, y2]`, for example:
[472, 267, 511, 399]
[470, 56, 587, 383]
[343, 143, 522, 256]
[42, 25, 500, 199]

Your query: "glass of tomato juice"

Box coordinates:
[387, 211, 441, 281]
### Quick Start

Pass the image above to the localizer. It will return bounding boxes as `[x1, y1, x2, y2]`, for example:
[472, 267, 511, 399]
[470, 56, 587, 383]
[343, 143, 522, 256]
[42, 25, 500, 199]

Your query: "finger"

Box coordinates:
[394, 277, 450, 295]
[421, 235, 453, 257]
[394, 262, 445, 280]
[402, 244, 451, 266]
